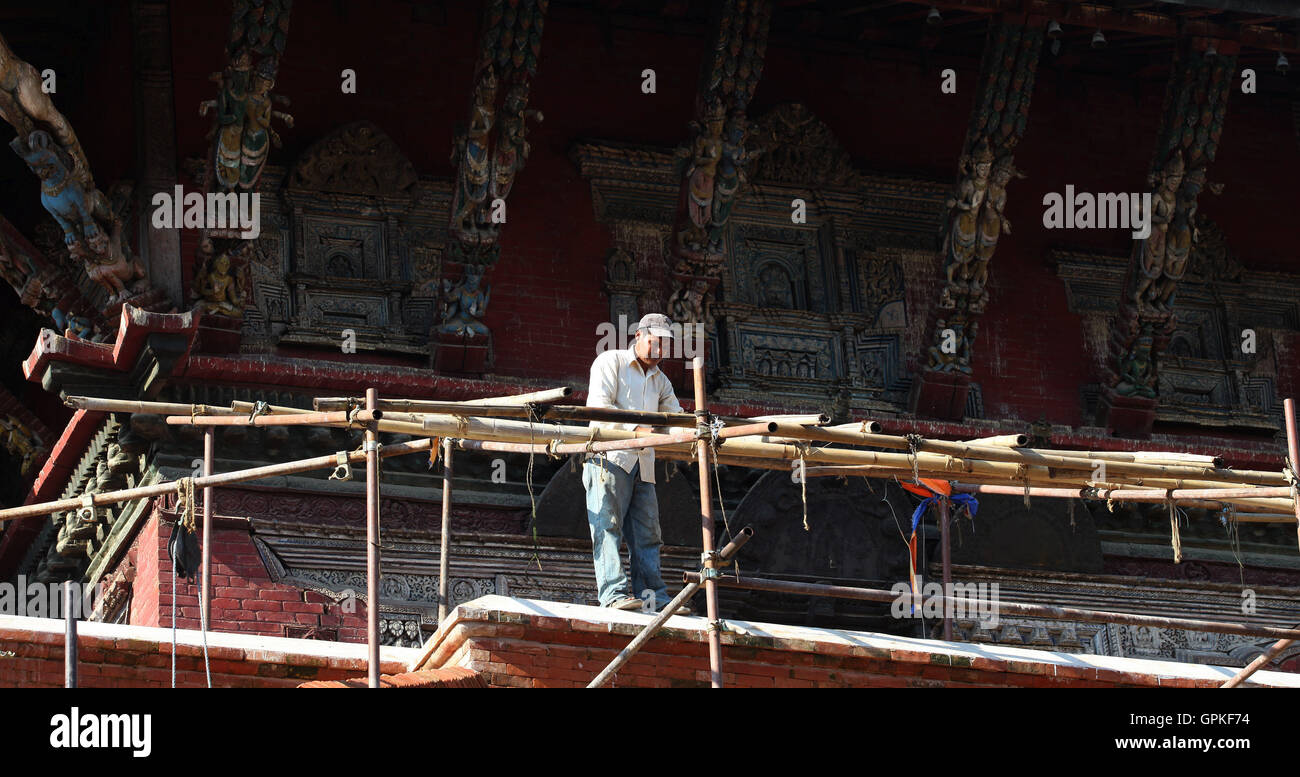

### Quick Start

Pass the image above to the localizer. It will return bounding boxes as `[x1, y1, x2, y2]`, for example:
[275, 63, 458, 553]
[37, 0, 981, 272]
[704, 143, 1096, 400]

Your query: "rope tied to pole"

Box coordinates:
[1016, 464, 1031, 509]
[246, 400, 269, 424]
[525, 402, 543, 572]
[705, 415, 740, 577]
[190, 404, 209, 423]
[795, 440, 811, 531]
[544, 439, 564, 460]
[904, 433, 924, 484]
[1167, 489, 1183, 564]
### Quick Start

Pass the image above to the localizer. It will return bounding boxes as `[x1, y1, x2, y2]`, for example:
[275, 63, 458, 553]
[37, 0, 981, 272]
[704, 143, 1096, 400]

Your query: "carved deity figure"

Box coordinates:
[668, 279, 711, 326]
[969, 156, 1024, 311]
[940, 139, 995, 307]
[0, 32, 93, 188]
[10, 131, 110, 256]
[492, 82, 543, 204]
[1132, 151, 1184, 312]
[449, 67, 499, 242]
[194, 250, 245, 317]
[685, 101, 726, 231]
[201, 56, 292, 192]
[707, 114, 750, 250]
[0, 415, 40, 475]
[439, 266, 491, 336]
[1115, 334, 1158, 398]
[927, 315, 978, 374]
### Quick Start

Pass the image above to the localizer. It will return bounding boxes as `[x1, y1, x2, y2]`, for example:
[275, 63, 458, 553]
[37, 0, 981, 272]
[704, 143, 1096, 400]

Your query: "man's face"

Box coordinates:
[635, 330, 672, 366]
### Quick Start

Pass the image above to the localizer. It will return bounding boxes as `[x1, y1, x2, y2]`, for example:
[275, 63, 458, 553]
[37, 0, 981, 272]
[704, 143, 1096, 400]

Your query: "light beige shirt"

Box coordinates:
[585, 347, 684, 483]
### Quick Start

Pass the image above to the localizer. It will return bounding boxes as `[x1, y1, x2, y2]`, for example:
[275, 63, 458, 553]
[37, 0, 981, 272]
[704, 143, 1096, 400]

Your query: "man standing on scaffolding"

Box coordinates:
[582, 313, 692, 615]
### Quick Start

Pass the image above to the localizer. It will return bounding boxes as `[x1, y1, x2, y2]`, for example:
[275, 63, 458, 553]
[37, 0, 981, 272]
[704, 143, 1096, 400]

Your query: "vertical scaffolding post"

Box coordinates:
[201, 428, 213, 635]
[1288, 398, 1300, 551]
[64, 581, 77, 688]
[439, 436, 453, 623]
[1222, 396, 1300, 688]
[692, 355, 724, 688]
[365, 388, 381, 688]
[939, 497, 953, 641]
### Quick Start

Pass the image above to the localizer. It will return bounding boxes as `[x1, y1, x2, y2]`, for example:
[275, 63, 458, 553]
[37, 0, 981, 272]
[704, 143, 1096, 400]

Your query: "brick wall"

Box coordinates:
[122, 503, 371, 642]
[416, 596, 1300, 689]
[0, 614, 420, 688]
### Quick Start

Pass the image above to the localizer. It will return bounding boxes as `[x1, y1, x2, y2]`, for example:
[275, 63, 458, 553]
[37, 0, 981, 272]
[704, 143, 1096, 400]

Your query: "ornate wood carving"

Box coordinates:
[447, 0, 549, 267]
[1102, 42, 1236, 436]
[666, 0, 773, 322]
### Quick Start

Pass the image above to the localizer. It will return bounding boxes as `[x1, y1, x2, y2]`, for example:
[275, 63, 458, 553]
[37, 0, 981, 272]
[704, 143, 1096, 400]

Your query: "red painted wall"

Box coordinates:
[39, 3, 1300, 427]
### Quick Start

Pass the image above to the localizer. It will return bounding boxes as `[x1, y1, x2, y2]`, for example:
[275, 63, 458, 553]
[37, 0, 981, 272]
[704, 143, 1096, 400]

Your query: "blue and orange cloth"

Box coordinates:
[900, 479, 979, 612]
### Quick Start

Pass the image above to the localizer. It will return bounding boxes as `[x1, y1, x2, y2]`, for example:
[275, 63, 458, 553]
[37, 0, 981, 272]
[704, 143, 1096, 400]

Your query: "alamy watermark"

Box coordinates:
[0, 576, 98, 619]
[1042, 186, 1151, 239]
[890, 579, 1000, 629]
[50, 708, 151, 758]
[150, 186, 260, 239]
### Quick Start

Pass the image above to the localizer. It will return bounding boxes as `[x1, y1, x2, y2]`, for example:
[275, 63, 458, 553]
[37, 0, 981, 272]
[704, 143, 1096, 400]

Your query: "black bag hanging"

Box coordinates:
[168, 518, 201, 580]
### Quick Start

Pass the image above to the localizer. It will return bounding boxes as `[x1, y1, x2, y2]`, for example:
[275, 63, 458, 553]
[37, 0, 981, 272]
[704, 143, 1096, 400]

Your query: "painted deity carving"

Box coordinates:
[201, 56, 293, 192]
[439, 266, 491, 336]
[1115, 332, 1158, 399]
[969, 156, 1024, 311]
[492, 82, 543, 203]
[1132, 152, 1184, 313]
[685, 100, 726, 233]
[193, 244, 246, 318]
[450, 67, 499, 244]
[939, 139, 994, 308]
[0, 32, 93, 187]
[10, 131, 145, 298]
[927, 315, 978, 375]
[668, 279, 711, 325]
[0, 415, 40, 475]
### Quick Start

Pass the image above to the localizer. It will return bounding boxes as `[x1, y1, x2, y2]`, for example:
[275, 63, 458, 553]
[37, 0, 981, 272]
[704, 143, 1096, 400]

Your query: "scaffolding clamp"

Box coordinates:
[328, 451, 353, 482]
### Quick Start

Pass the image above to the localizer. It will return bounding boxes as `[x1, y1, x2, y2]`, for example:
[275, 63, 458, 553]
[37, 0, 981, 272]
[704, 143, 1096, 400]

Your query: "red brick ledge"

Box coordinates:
[298, 666, 487, 688]
[0, 614, 422, 688]
[413, 595, 1300, 688]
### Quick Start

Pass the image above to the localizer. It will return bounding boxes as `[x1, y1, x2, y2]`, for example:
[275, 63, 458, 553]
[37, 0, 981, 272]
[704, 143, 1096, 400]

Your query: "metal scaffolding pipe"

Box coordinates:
[64, 582, 77, 689]
[439, 436, 453, 624]
[693, 356, 724, 688]
[201, 428, 213, 640]
[680, 573, 1300, 643]
[365, 388, 381, 689]
[939, 498, 952, 641]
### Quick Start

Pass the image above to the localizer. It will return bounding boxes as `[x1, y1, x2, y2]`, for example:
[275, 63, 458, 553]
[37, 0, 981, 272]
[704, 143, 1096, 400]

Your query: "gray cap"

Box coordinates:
[636, 313, 676, 340]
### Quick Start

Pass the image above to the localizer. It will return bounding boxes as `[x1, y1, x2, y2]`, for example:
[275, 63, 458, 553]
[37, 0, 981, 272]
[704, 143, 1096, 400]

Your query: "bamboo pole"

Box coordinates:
[165, 409, 381, 426]
[365, 389, 381, 689]
[221, 398, 1289, 496]
[65, 397, 241, 416]
[314, 386, 573, 411]
[0, 437, 437, 523]
[964, 434, 1028, 447]
[1222, 397, 1300, 688]
[762, 423, 1287, 487]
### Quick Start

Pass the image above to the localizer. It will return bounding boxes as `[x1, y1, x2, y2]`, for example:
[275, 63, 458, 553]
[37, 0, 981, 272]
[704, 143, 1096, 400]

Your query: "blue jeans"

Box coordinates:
[582, 459, 669, 609]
